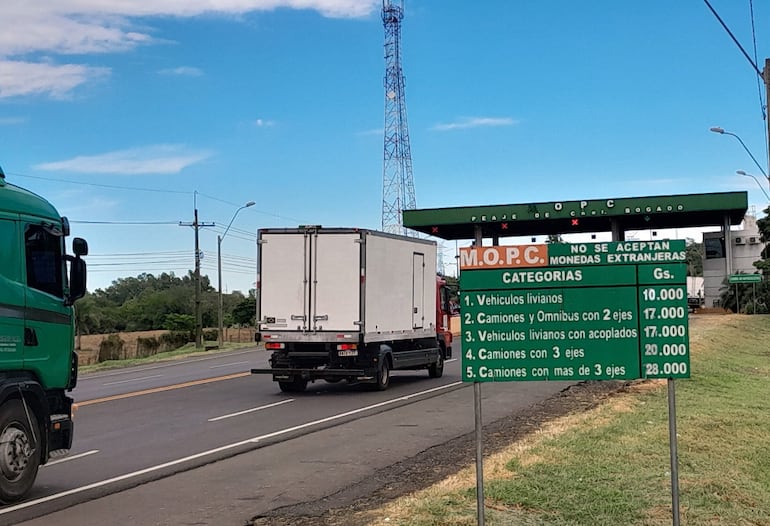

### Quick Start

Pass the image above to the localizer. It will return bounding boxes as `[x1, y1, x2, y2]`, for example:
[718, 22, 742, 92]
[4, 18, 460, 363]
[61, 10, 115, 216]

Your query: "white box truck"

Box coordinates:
[251, 226, 453, 392]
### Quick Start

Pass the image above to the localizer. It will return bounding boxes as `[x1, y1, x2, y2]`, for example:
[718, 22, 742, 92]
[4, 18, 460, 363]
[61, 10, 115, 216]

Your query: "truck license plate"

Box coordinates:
[338, 350, 358, 357]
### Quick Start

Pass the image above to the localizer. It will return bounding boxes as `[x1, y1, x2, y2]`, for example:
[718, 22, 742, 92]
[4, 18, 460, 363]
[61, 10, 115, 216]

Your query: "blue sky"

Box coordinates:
[1, 0, 769, 293]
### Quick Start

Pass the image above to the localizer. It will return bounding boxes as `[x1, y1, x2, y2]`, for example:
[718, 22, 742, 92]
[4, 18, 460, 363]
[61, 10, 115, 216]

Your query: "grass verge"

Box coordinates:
[358, 315, 770, 525]
[78, 341, 258, 374]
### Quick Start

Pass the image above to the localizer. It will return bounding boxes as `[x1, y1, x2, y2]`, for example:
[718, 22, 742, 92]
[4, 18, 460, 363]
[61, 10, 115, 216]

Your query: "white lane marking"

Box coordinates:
[102, 375, 163, 386]
[446, 358, 457, 363]
[208, 361, 250, 370]
[247, 381, 464, 443]
[208, 399, 294, 422]
[44, 450, 99, 467]
[0, 380, 464, 515]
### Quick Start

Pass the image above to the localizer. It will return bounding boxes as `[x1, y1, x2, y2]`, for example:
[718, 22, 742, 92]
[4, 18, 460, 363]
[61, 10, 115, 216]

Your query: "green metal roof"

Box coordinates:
[403, 191, 749, 240]
[0, 180, 60, 221]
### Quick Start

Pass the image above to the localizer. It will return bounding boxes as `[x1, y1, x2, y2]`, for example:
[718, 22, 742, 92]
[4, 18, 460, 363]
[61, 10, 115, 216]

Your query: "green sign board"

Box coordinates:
[728, 273, 762, 284]
[460, 242, 690, 382]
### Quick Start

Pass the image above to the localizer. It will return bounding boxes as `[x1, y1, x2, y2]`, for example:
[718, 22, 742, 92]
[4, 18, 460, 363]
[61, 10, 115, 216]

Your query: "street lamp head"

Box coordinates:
[736, 170, 748, 176]
[709, 127, 725, 134]
[245, 201, 256, 208]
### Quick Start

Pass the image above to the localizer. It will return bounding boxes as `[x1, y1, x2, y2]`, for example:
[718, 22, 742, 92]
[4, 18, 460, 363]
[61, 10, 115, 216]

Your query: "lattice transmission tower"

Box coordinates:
[381, 0, 416, 235]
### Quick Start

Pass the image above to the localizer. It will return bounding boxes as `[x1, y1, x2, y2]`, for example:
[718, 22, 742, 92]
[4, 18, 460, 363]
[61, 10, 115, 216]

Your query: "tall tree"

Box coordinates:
[685, 238, 704, 276]
[78, 270, 255, 334]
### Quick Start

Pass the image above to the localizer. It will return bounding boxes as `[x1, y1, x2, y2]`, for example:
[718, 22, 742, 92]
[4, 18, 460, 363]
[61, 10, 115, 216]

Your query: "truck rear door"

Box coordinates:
[259, 233, 309, 331]
[259, 230, 361, 333]
[312, 232, 360, 332]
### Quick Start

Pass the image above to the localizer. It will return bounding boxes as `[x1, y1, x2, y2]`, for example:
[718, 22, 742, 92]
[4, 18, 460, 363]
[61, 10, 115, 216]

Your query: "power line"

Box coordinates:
[199, 192, 303, 223]
[87, 250, 189, 257]
[7, 170, 302, 224]
[89, 259, 191, 267]
[7, 171, 193, 195]
[702, 0, 763, 79]
[72, 220, 179, 225]
[748, 0, 768, 161]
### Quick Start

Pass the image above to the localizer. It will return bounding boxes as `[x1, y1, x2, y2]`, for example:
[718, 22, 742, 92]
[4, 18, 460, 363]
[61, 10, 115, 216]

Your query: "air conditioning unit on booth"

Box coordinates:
[734, 237, 746, 245]
[749, 236, 760, 244]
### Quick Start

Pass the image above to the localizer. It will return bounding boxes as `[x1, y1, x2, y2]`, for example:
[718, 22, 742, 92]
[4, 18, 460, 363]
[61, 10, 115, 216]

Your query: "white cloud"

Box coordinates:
[159, 66, 203, 76]
[1, 1, 378, 56]
[34, 145, 213, 175]
[0, 60, 109, 99]
[0, 0, 379, 99]
[254, 118, 275, 127]
[0, 9, 153, 57]
[357, 127, 383, 136]
[432, 117, 518, 131]
[627, 178, 683, 186]
[54, 190, 119, 216]
[0, 116, 27, 125]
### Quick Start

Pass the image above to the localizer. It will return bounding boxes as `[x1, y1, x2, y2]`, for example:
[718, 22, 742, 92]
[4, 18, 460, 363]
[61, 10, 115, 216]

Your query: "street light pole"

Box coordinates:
[736, 170, 770, 201]
[710, 127, 768, 178]
[710, 126, 770, 199]
[218, 201, 255, 349]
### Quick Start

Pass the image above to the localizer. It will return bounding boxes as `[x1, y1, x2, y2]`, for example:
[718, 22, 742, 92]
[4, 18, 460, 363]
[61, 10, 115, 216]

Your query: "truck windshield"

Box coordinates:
[25, 224, 64, 298]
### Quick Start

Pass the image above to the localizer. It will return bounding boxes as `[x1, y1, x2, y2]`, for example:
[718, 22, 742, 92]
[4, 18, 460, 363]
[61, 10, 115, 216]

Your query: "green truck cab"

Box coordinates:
[0, 166, 87, 502]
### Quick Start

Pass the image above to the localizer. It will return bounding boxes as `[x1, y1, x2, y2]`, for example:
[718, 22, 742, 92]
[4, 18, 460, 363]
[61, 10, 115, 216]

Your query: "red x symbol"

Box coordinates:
[501, 223, 508, 230]
[571, 219, 579, 226]
[431, 226, 439, 234]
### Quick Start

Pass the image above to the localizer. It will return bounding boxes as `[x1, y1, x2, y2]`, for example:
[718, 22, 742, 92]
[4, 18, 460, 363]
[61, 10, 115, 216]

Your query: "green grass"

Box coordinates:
[382, 315, 770, 525]
[78, 341, 258, 374]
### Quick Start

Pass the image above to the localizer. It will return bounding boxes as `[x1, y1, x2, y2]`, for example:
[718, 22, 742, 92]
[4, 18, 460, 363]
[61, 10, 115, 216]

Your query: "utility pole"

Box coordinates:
[180, 197, 215, 348]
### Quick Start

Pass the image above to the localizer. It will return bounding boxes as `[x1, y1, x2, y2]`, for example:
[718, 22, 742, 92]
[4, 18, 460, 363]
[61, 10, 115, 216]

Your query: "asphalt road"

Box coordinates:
[2, 348, 571, 526]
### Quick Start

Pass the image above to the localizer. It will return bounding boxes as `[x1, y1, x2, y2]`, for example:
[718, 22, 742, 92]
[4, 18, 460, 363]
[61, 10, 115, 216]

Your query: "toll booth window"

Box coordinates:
[704, 237, 725, 259]
[25, 225, 63, 298]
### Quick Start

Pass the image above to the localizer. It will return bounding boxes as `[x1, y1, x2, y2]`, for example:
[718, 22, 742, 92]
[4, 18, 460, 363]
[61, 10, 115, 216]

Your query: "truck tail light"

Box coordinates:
[336, 343, 358, 351]
[265, 343, 285, 350]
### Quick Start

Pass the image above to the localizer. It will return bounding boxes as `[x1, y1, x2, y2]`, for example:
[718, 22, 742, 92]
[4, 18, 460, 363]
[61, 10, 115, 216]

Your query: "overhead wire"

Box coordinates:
[748, 0, 768, 162]
[703, 0, 763, 77]
[87, 250, 190, 257]
[7, 169, 301, 224]
[71, 220, 179, 225]
[7, 171, 193, 195]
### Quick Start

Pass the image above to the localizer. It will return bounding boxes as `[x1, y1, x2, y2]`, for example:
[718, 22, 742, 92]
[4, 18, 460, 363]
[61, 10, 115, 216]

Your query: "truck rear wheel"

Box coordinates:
[428, 352, 444, 378]
[0, 399, 40, 503]
[375, 358, 390, 391]
[278, 377, 307, 393]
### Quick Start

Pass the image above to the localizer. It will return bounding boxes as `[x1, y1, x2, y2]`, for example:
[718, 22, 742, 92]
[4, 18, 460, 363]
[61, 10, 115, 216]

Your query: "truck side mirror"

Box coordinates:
[67, 257, 87, 305]
[72, 237, 88, 257]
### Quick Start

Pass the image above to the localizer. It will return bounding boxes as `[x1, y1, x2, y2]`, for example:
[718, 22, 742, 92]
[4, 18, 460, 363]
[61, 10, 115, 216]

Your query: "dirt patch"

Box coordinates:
[248, 379, 639, 526]
[76, 327, 257, 365]
[77, 330, 169, 365]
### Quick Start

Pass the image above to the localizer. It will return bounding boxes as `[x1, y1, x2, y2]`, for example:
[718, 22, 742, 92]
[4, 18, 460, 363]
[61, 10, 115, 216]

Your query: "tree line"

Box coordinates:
[75, 271, 255, 335]
[73, 209, 770, 336]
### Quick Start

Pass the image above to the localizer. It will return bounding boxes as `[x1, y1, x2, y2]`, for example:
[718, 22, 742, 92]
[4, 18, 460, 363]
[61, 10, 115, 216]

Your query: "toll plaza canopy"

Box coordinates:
[403, 192, 748, 240]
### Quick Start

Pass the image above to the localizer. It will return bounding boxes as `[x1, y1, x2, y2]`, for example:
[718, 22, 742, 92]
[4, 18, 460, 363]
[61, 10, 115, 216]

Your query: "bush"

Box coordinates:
[136, 336, 160, 358]
[160, 331, 192, 351]
[202, 329, 218, 342]
[98, 334, 125, 362]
